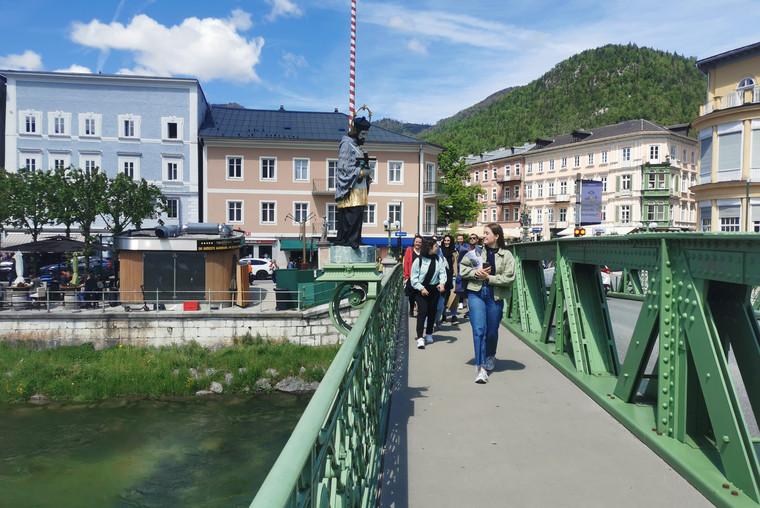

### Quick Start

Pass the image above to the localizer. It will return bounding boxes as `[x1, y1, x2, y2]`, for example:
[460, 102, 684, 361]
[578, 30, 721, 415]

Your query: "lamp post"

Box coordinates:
[520, 206, 531, 242]
[383, 219, 400, 263]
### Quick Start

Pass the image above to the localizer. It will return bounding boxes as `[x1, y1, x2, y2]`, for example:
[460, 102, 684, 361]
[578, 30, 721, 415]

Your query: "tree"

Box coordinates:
[10, 169, 54, 242]
[437, 146, 483, 225]
[70, 168, 108, 271]
[101, 173, 165, 235]
[48, 167, 79, 238]
[0, 169, 12, 233]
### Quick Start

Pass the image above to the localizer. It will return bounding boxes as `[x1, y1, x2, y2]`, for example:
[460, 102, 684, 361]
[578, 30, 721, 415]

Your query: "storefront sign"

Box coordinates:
[197, 237, 244, 252]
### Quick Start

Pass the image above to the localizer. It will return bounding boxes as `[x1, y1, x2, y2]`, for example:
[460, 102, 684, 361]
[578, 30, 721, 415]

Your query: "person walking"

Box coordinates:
[410, 238, 447, 349]
[459, 223, 515, 384]
[436, 234, 456, 326]
[403, 234, 423, 317]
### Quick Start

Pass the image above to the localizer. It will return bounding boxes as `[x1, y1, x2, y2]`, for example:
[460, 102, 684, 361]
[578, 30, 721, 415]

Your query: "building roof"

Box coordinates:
[200, 105, 433, 145]
[465, 142, 535, 165]
[696, 41, 760, 72]
[527, 119, 690, 155]
[0, 69, 200, 85]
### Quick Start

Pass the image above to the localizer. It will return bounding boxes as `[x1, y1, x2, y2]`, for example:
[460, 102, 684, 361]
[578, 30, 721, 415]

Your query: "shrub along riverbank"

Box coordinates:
[0, 335, 339, 403]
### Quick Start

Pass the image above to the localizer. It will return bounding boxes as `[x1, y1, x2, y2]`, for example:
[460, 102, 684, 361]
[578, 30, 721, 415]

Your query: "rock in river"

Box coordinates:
[275, 377, 319, 394]
[210, 381, 223, 394]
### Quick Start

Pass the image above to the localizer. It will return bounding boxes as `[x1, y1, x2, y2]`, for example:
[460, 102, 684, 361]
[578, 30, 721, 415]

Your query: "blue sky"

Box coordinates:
[1, 0, 759, 123]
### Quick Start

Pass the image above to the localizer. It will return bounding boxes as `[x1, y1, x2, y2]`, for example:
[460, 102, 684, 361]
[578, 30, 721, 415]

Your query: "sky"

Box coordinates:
[0, 0, 759, 124]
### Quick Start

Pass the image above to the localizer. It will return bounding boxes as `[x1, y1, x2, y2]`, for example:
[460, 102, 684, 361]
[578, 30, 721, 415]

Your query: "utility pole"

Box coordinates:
[285, 212, 315, 269]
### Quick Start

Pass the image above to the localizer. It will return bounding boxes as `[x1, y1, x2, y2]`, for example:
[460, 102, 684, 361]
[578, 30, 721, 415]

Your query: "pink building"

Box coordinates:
[200, 106, 442, 264]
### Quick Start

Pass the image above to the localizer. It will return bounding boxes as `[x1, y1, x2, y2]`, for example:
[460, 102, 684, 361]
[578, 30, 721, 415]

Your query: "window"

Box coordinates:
[122, 118, 135, 137]
[504, 165, 511, 177]
[621, 174, 631, 191]
[227, 156, 243, 179]
[293, 158, 310, 181]
[167, 122, 178, 139]
[601, 151, 608, 164]
[363, 204, 376, 225]
[473, 171, 479, 182]
[559, 180, 567, 195]
[326, 204, 337, 231]
[515, 163, 520, 176]
[326, 159, 338, 190]
[163, 158, 183, 181]
[537, 183, 543, 198]
[536, 208, 543, 223]
[79, 113, 101, 137]
[388, 161, 403, 183]
[123, 160, 135, 179]
[368, 160, 377, 181]
[601, 207, 606, 221]
[538, 161, 544, 173]
[721, 217, 740, 232]
[487, 208, 494, 221]
[20, 110, 41, 134]
[547, 208, 553, 222]
[492, 168, 498, 179]
[261, 202, 276, 224]
[25, 114, 37, 133]
[166, 199, 179, 219]
[561, 157, 567, 168]
[53, 157, 67, 170]
[526, 183, 533, 199]
[620, 205, 631, 224]
[482, 170, 488, 181]
[738, 77, 755, 90]
[491, 188, 497, 201]
[548, 181, 555, 196]
[559, 208, 567, 222]
[513, 208, 520, 221]
[388, 203, 402, 225]
[504, 208, 510, 221]
[85, 118, 96, 136]
[227, 201, 243, 223]
[49, 112, 71, 136]
[574, 155, 580, 167]
[504, 187, 511, 200]
[261, 157, 276, 180]
[294, 202, 309, 223]
[514, 185, 520, 199]
[717, 122, 742, 181]
[622, 147, 631, 161]
[482, 209, 488, 222]
[670, 144, 677, 160]
[683, 149, 687, 162]
[22, 155, 39, 171]
[84, 159, 98, 173]
[588, 153, 594, 165]
[649, 145, 659, 161]
[718, 200, 741, 232]
[699, 129, 713, 184]
[601, 176, 607, 192]
[54, 116, 65, 135]
[549, 160, 555, 171]
[527, 162, 533, 174]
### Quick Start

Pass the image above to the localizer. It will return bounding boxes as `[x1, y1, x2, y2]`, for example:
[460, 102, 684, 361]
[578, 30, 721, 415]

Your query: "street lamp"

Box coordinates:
[383, 219, 400, 261]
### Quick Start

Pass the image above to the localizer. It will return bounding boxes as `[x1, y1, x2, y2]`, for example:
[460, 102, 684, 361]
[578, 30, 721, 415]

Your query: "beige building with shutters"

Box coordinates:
[692, 41, 760, 232]
[522, 119, 698, 239]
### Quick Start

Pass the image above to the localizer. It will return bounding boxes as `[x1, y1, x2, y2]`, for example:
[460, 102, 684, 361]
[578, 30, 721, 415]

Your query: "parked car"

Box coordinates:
[239, 257, 274, 281]
[543, 262, 611, 293]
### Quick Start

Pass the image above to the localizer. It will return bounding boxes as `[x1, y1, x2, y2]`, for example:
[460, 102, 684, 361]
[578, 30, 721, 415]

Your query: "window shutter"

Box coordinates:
[616, 176, 621, 192]
[615, 206, 619, 222]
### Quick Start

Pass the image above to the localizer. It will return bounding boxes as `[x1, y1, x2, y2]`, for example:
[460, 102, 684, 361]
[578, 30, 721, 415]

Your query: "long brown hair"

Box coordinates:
[485, 222, 507, 250]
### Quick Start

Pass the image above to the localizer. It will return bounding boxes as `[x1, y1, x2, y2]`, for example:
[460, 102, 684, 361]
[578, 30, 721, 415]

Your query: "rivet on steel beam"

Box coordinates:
[731, 491, 739, 497]
[663, 357, 669, 364]
[665, 292, 670, 297]
[723, 483, 730, 489]
[664, 331, 670, 337]
[665, 277, 671, 282]
[682, 313, 688, 319]
[669, 427, 673, 434]
[664, 343, 670, 349]
[661, 418, 668, 424]
[666, 261, 671, 267]
[706, 373, 711, 379]
[722, 435, 730, 443]
[677, 296, 683, 302]
[663, 373, 669, 379]
[664, 306, 670, 312]
[678, 281, 683, 286]
[679, 341, 684, 347]
[662, 388, 668, 394]
[647, 305, 653, 310]
[662, 403, 668, 409]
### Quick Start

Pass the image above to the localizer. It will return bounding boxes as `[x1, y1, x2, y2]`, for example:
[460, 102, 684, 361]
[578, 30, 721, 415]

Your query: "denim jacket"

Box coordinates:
[411, 256, 448, 291]
[459, 247, 515, 301]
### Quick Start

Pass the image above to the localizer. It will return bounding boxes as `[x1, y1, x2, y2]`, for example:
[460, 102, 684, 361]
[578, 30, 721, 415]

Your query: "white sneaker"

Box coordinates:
[425, 334, 434, 344]
[416, 337, 425, 349]
[475, 368, 488, 384]
[458, 303, 464, 310]
[485, 356, 495, 371]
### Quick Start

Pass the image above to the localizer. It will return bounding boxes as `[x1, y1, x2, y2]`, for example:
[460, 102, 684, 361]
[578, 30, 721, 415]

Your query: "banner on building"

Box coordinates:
[579, 179, 603, 225]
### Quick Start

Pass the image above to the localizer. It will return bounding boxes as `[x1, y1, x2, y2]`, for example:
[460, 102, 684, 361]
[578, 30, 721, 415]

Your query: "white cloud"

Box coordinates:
[265, 0, 303, 21]
[0, 50, 43, 70]
[407, 39, 428, 55]
[70, 11, 264, 82]
[281, 52, 307, 77]
[54, 64, 93, 74]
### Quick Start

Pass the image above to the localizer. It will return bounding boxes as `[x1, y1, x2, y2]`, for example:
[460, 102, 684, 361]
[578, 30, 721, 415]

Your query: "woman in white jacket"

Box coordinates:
[410, 237, 447, 349]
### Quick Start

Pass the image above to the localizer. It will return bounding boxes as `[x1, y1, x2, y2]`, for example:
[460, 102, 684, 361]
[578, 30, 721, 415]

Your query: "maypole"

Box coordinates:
[349, 0, 357, 127]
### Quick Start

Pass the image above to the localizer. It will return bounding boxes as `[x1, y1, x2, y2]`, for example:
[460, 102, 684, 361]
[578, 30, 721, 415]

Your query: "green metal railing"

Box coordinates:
[505, 233, 760, 508]
[251, 264, 403, 507]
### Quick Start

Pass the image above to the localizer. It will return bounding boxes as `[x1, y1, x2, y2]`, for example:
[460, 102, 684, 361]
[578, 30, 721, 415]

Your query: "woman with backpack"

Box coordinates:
[459, 223, 515, 384]
[403, 234, 423, 317]
[410, 237, 447, 350]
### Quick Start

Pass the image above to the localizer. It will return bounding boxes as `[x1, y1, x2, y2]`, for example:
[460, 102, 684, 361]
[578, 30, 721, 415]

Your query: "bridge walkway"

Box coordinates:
[379, 307, 712, 508]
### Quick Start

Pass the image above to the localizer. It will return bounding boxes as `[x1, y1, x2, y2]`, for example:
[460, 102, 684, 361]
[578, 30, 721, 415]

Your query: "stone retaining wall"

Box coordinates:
[0, 305, 359, 349]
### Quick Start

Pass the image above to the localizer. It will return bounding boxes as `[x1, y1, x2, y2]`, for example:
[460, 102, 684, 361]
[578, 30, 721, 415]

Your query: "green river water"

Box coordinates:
[0, 395, 309, 508]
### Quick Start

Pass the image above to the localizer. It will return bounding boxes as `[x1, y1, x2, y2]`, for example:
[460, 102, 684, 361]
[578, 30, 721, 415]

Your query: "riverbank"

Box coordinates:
[0, 334, 339, 403]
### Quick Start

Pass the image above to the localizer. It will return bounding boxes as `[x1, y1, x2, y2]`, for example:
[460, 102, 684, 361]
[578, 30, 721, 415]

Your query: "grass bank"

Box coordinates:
[0, 335, 339, 403]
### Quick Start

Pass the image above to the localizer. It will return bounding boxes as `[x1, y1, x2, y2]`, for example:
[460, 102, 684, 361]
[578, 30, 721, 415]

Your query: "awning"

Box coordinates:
[361, 237, 414, 247]
[279, 239, 319, 251]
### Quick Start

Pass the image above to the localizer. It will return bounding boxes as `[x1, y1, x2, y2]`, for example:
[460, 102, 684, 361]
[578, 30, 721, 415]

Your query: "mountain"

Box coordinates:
[373, 118, 431, 138]
[386, 44, 706, 154]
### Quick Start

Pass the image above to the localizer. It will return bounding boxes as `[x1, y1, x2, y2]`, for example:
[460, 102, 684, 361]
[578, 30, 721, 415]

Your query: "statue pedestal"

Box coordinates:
[317, 241, 332, 270]
[329, 245, 377, 264]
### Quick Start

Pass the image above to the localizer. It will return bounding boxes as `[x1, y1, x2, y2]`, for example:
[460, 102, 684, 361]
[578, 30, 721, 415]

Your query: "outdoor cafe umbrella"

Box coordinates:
[9, 235, 105, 254]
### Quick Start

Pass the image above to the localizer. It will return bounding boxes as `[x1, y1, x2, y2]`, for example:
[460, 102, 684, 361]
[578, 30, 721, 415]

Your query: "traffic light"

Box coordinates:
[573, 227, 586, 237]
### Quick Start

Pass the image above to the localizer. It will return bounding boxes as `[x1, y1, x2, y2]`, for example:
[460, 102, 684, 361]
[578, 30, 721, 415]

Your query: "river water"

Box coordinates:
[0, 395, 309, 508]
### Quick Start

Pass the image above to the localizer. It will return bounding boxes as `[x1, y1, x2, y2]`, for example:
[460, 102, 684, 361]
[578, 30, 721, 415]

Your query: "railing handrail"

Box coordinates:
[250, 264, 402, 507]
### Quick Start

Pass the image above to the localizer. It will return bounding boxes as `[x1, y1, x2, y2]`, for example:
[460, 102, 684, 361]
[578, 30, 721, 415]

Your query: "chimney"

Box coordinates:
[279, 105, 285, 111]
[334, 107, 339, 112]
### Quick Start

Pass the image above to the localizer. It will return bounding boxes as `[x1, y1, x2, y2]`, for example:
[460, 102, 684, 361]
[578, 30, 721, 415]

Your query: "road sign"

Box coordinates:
[394, 231, 408, 237]
[531, 227, 543, 233]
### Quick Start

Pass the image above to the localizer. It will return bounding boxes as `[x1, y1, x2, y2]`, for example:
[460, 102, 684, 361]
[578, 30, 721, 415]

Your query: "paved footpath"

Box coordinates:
[379, 313, 712, 508]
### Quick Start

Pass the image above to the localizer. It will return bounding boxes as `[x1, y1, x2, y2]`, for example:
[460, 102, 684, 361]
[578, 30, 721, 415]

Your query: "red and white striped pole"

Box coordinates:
[349, 0, 357, 127]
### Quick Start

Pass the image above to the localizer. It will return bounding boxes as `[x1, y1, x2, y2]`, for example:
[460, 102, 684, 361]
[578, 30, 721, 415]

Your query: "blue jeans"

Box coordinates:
[467, 285, 504, 367]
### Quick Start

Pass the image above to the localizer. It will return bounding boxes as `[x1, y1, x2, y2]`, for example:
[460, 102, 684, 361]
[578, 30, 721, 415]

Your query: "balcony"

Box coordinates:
[498, 174, 521, 183]
[423, 180, 443, 196]
[700, 86, 760, 116]
[312, 178, 335, 196]
[499, 195, 520, 204]
[422, 222, 438, 235]
[549, 194, 571, 203]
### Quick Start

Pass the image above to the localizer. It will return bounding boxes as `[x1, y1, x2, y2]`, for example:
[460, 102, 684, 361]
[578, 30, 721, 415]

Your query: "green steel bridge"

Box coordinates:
[251, 233, 760, 508]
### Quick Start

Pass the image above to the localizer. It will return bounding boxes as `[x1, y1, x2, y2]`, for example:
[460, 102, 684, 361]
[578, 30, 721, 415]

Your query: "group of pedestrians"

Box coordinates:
[402, 223, 515, 384]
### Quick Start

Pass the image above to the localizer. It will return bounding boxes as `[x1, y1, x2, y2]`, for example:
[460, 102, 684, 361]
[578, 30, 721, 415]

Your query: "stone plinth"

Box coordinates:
[329, 245, 377, 264]
[317, 241, 332, 270]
